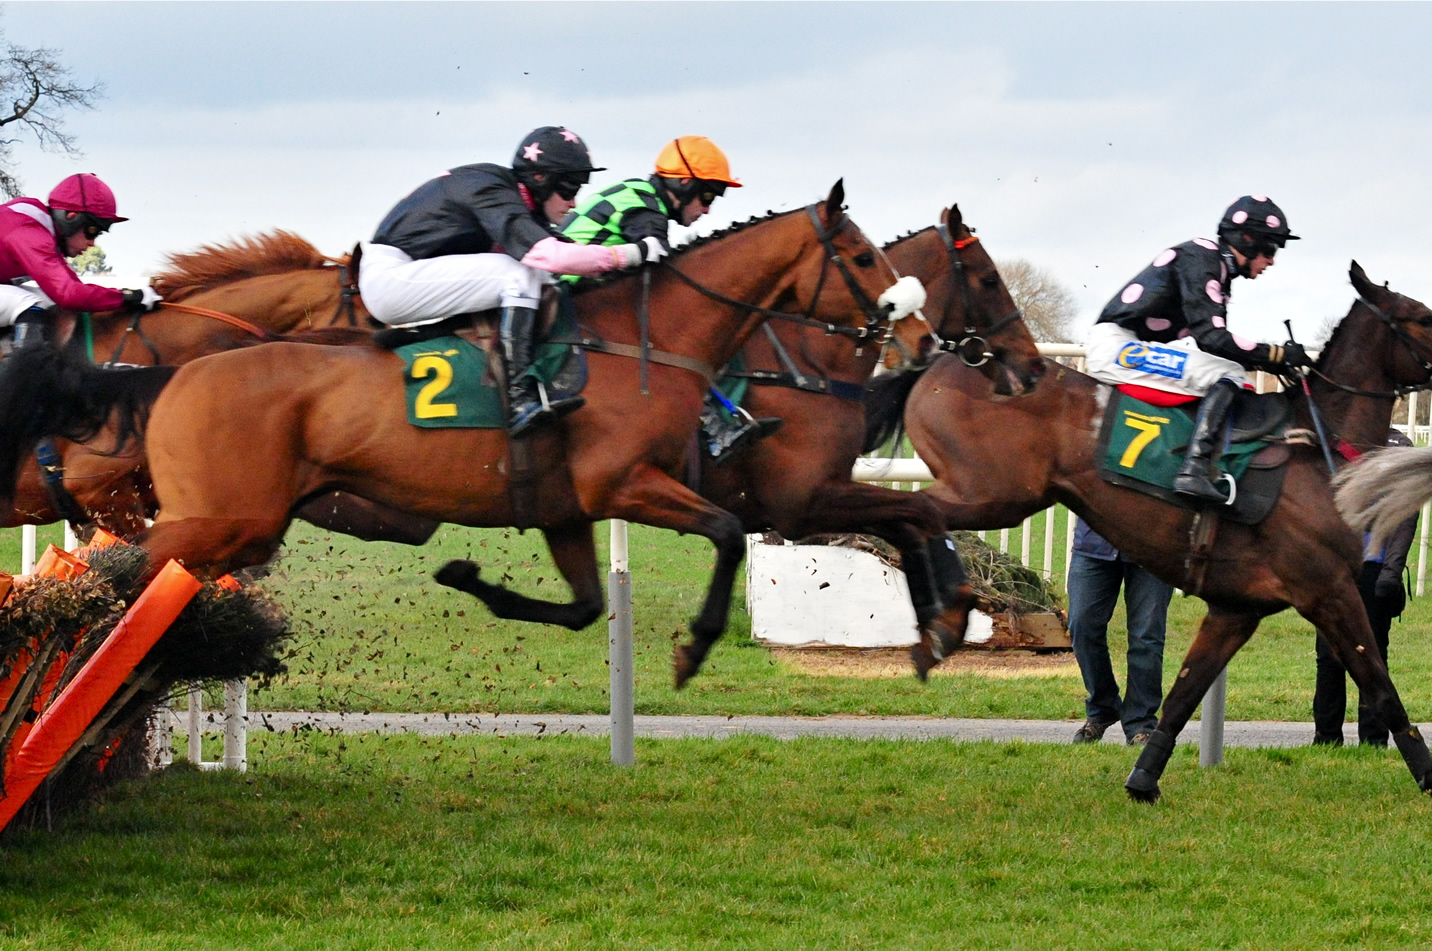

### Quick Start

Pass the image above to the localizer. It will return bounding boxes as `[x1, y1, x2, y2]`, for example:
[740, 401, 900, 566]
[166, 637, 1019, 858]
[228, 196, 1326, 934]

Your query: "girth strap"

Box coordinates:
[723, 368, 866, 402]
[34, 438, 89, 526]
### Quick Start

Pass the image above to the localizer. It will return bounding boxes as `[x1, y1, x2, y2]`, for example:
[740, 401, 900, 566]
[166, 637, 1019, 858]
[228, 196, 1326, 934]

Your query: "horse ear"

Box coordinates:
[1349, 260, 1378, 299]
[824, 179, 846, 225]
[947, 203, 964, 233]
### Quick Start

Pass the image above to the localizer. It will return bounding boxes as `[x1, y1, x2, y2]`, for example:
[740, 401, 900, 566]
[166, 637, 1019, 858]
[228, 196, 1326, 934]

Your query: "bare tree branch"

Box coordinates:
[0, 27, 105, 197]
[994, 258, 1081, 343]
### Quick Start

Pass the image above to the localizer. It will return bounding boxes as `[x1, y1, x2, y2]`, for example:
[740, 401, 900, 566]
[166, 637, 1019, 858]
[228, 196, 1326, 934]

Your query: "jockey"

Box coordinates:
[1086, 195, 1312, 502]
[0, 173, 162, 350]
[359, 126, 645, 437]
[559, 135, 780, 463]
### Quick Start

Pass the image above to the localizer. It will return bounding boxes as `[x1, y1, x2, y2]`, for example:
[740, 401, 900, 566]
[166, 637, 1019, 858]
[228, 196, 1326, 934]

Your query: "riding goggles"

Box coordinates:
[551, 175, 589, 201]
[697, 182, 727, 206]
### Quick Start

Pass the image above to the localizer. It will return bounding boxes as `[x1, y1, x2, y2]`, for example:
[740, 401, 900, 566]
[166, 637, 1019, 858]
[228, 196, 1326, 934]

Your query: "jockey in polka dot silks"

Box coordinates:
[1084, 196, 1312, 502]
[0, 173, 162, 351]
[359, 126, 647, 437]
[558, 135, 780, 463]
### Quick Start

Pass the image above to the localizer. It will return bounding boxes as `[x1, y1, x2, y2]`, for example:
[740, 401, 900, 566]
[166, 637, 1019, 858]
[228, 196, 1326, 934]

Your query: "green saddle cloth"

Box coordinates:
[395, 304, 584, 429]
[1101, 391, 1271, 490]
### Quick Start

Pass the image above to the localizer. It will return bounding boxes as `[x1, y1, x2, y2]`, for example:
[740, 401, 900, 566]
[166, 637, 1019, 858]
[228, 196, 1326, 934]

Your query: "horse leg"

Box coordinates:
[433, 522, 604, 631]
[909, 535, 978, 681]
[594, 465, 745, 688]
[137, 516, 290, 579]
[1301, 594, 1432, 794]
[1124, 607, 1260, 804]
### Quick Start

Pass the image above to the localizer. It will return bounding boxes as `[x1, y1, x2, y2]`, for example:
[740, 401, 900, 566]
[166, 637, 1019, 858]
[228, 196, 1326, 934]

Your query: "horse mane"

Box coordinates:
[151, 230, 335, 302]
[882, 227, 933, 251]
[567, 208, 801, 297]
[1314, 298, 1361, 370]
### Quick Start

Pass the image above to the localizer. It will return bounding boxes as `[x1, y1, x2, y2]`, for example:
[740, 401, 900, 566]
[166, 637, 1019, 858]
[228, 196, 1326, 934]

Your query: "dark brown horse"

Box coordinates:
[5, 231, 374, 535]
[866, 262, 1432, 801]
[0, 183, 909, 658]
[682, 206, 1045, 683]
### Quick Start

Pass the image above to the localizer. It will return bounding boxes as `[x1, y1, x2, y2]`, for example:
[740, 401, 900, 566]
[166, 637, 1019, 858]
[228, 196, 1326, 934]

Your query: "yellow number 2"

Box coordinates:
[1118, 416, 1163, 469]
[412, 355, 458, 419]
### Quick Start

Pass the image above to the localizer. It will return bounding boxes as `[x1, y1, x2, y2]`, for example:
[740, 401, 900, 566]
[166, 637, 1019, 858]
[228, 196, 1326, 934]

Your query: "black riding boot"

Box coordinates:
[1172, 379, 1239, 502]
[500, 305, 583, 438]
[9, 306, 52, 352]
[698, 395, 782, 465]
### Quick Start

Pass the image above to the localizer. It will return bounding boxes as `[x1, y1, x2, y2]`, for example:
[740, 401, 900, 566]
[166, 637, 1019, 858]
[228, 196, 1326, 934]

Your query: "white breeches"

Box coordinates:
[0, 283, 50, 327]
[357, 243, 549, 326]
[1084, 322, 1251, 397]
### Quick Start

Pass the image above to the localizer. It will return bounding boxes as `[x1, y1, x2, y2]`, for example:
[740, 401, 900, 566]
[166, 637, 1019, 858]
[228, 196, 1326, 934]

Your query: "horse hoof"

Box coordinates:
[1124, 768, 1162, 804]
[434, 559, 479, 591]
[672, 645, 696, 690]
[908, 643, 935, 683]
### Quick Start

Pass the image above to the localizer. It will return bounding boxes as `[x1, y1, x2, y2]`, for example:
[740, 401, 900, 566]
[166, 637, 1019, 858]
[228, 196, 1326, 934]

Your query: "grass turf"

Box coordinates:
[8, 514, 1432, 721]
[3, 732, 1431, 949]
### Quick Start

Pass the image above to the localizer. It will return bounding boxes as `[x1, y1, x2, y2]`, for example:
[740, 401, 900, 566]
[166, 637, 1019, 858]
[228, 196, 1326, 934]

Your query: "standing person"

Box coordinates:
[560, 135, 779, 462]
[359, 126, 645, 437]
[0, 172, 161, 349]
[1068, 518, 1176, 745]
[1085, 196, 1312, 502]
[1313, 428, 1419, 746]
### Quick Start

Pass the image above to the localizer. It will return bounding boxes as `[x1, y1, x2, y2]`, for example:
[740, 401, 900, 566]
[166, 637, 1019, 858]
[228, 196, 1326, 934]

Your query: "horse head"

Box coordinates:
[882, 203, 1045, 396]
[1334, 261, 1432, 392]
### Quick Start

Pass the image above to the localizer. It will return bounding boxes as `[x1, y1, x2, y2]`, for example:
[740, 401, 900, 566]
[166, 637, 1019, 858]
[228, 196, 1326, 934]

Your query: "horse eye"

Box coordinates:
[853, 251, 875, 268]
[980, 275, 1000, 288]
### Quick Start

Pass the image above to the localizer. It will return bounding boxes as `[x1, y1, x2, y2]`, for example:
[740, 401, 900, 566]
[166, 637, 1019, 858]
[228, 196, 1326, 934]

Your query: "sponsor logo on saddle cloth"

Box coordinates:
[1115, 341, 1188, 381]
[1099, 391, 1267, 491]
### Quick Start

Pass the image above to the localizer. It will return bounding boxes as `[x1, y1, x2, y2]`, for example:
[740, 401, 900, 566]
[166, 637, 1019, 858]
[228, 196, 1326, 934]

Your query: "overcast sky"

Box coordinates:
[4, 1, 1431, 343]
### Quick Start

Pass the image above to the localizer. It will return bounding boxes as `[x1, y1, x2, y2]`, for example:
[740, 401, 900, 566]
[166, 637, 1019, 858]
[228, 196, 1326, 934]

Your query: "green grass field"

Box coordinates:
[4, 733, 1432, 949]
[8, 513, 1432, 722]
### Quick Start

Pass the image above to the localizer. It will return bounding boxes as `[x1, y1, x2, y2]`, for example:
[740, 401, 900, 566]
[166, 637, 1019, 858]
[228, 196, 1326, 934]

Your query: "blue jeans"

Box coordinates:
[1067, 552, 1174, 739]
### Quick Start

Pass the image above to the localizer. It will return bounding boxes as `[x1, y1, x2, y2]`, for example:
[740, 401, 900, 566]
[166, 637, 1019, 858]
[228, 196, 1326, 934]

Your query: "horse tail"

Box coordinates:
[862, 366, 926, 453]
[0, 346, 178, 506]
[1334, 445, 1432, 547]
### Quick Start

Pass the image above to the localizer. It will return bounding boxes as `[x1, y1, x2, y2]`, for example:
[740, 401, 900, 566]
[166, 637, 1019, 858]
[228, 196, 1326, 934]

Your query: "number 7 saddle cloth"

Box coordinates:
[1094, 385, 1295, 526]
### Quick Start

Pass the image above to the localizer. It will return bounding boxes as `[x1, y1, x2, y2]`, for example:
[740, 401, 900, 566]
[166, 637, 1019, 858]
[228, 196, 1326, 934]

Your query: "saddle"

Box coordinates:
[1095, 385, 1293, 526]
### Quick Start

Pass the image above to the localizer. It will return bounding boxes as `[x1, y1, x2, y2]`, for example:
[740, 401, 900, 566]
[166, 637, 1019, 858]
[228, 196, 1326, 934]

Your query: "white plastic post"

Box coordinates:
[1043, 508, 1056, 579]
[186, 684, 204, 765]
[63, 522, 77, 552]
[1020, 517, 1032, 567]
[222, 680, 247, 772]
[608, 520, 635, 766]
[20, 524, 36, 574]
[1200, 667, 1228, 767]
[147, 699, 173, 769]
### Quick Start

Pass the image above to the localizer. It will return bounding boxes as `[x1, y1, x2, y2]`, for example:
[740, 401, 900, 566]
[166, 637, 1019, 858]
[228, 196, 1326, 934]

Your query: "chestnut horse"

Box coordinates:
[0, 183, 911, 657]
[866, 262, 1432, 801]
[681, 205, 1045, 684]
[5, 231, 372, 535]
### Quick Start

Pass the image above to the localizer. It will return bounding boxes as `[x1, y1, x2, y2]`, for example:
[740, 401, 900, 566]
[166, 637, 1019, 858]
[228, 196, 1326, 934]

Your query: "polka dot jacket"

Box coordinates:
[1096, 238, 1284, 370]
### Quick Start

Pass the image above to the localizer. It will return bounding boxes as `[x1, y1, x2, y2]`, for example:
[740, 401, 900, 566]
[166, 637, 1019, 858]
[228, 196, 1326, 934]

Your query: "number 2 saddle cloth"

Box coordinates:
[1093, 384, 1295, 526]
[385, 293, 588, 429]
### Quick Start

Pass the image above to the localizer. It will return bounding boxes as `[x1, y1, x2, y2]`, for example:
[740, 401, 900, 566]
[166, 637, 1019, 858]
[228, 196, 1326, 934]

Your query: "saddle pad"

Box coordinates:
[396, 336, 504, 428]
[1095, 390, 1289, 525]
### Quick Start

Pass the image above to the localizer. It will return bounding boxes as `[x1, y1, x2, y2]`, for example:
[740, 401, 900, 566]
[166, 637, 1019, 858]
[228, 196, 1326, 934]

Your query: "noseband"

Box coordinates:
[929, 224, 1025, 368]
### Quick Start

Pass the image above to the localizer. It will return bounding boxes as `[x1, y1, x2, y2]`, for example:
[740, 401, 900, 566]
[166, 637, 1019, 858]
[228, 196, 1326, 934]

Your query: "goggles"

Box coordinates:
[697, 182, 727, 206]
[551, 174, 589, 201]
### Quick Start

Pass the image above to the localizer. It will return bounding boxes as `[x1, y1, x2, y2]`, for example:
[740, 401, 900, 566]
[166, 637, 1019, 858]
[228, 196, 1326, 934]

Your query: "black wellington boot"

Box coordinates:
[500, 305, 583, 438]
[698, 396, 782, 465]
[1171, 379, 1239, 503]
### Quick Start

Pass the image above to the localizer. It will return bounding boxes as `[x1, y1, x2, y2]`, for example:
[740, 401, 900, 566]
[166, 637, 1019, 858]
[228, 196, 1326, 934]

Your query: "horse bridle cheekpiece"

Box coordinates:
[934, 223, 1024, 368]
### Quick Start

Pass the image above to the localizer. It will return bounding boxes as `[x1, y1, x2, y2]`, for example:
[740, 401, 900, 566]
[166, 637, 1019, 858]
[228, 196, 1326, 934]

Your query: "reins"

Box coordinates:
[1308, 294, 1432, 400]
[156, 301, 274, 339]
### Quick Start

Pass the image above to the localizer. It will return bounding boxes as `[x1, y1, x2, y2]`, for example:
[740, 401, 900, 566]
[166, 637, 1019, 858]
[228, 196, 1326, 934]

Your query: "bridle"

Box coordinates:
[660, 203, 896, 344]
[926, 223, 1025, 368]
[1308, 292, 1432, 400]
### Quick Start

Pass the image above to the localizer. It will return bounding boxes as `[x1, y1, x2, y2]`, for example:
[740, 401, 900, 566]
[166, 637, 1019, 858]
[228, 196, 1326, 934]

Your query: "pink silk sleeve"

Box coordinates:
[520, 237, 619, 277]
[5, 223, 124, 312]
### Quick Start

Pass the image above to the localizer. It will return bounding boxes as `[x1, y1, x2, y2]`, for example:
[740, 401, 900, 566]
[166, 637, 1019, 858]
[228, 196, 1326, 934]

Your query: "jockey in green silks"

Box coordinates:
[559, 135, 781, 464]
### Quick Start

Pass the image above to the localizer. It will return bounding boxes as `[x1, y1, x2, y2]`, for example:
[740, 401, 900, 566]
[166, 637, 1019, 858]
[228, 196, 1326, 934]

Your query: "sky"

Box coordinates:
[4, 1, 1431, 343]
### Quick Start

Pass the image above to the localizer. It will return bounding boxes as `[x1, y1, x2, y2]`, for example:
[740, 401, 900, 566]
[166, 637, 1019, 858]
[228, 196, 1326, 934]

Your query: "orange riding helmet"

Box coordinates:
[654, 136, 742, 189]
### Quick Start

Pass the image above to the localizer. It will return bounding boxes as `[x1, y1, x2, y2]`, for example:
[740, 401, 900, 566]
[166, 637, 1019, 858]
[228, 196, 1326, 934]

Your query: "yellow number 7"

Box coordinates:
[1119, 417, 1162, 469]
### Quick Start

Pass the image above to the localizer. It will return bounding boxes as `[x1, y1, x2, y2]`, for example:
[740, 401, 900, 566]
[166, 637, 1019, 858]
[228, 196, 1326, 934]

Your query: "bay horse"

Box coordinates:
[866, 262, 1432, 801]
[680, 205, 1045, 684]
[5, 231, 376, 536]
[0, 182, 915, 658]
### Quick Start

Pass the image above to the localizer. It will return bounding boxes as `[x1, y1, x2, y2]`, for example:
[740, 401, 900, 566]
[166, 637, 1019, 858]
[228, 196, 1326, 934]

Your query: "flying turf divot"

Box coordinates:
[0, 558, 202, 832]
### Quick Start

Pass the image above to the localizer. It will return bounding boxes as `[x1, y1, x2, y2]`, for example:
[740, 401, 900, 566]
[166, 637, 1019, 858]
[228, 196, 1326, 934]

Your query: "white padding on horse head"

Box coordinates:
[877, 275, 926, 321]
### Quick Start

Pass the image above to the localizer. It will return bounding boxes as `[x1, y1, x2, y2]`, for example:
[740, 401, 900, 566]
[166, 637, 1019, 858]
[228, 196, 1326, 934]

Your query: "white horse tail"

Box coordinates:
[1334, 445, 1432, 545]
